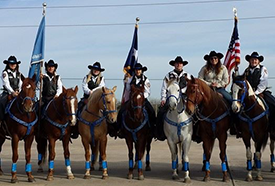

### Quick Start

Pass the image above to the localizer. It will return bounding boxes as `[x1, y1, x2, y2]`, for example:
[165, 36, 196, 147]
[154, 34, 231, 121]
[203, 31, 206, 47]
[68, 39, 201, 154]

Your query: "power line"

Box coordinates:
[0, 0, 256, 10]
[0, 15, 275, 29]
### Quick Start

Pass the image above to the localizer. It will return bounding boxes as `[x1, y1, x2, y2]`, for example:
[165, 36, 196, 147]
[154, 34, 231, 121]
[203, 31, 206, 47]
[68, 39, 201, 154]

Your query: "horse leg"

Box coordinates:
[254, 142, 264, 181]
[243, 137, 253, 181]
[126, 139, 134, 179]
[35, 135, 47, 173]
[136, 137, 147, 180]
[24, 135, 35, 182]
[167, 138, 179, 180]
[182, 132, 192, 183]
[0, 137, 5, 175]
[90, 141, 99, 171]
[47, 137, 56, 181]
[270, 139, 275, 172]
[218, 132, 229, 182]
[82, 137, 91, 179]
[99, 137, 108, 179]
[145, 136, 153, 171]
[202, 137, 215, 182]
[11, 135, 19, 183]
[62, 135, 74, 179]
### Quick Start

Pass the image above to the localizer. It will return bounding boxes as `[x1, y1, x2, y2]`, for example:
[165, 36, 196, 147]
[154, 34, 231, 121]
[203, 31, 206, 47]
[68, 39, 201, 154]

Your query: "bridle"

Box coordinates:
[232, 80, 248, 107]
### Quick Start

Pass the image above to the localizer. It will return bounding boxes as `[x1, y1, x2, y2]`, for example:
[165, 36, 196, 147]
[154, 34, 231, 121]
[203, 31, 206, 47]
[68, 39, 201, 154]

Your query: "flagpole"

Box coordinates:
[233, 7, 239, 75]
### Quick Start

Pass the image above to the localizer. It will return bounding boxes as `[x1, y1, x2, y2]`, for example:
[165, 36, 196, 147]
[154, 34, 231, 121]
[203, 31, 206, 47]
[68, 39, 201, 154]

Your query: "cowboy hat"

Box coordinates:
[169, 56, 188, 66]
[3, 56, 21, 65]
[133, 63, 147, 72]
[45, 59, 58, 69]
[245, 51, 264, 62]
[204, 51, 224, 61]
[88, 62, 105, 72]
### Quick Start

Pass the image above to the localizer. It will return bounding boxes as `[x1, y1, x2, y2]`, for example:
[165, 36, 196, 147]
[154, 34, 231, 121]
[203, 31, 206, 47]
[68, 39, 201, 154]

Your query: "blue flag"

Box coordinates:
[28, 16, 45, 83]
[123, 24, 138, 76]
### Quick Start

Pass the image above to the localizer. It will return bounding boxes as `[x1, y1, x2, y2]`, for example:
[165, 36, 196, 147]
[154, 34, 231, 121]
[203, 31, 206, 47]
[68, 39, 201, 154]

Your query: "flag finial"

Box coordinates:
[233, 7, 237, 18]
[136, 17, 140, 24]
[42, 2, 47, 16]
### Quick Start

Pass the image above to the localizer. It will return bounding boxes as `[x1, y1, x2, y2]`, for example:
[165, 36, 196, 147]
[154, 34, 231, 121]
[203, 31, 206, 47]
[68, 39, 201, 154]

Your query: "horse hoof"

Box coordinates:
[98, 166, 103, 171]
[184, 177, 191, 183]
[245, 175, 253, 182]
[255, 175, 263, 181]
[28, 177, 36, 182]
[90, 166, 95, 171]
[127, 174, 133, 179]
[203, 176, 210, 182]
[46, 176, 54, 181]
[83, 174, 91, 179]
[0, 169, 3, 176]
[223, 176, 230, 182]
[11, 178, 18, 183]
[37, 168, 43, 173]
[102, 174, 108, 180]
[271, 167, 275, 172]
[172, 174, 180, 180]
[138, 175, 144, 180]
[67, 174, 75, 180]
[145, 166, 151, 171]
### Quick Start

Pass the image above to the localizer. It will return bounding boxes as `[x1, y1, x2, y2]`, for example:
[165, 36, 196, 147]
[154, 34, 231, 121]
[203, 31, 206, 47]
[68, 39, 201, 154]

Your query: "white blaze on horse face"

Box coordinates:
[231, 83, 241, 113]
[137, 94, 141, 100]
[70, 98, 77, 126]
[26, 84, 31, 89]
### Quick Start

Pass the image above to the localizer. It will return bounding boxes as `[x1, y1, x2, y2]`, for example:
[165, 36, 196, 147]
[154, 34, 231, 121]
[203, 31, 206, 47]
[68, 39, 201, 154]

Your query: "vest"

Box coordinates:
[42, 75, 59, 98]
[130, 75, 147, 87]
[245, 65, 263, 91]
[84, 75, 102, 98]
[3, 70, 20, 92]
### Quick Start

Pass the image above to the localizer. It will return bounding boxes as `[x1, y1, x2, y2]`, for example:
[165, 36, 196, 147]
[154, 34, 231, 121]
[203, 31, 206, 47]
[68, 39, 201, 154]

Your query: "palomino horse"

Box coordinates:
[121, 84, 152, 180]
[231, 74, 268, 181]
[164, 79, 193, 183]
[36, 86, 78, 181]
[78, 86, 117, 179]
[0, 75, 37, 183]
[185, 76, 230, 182]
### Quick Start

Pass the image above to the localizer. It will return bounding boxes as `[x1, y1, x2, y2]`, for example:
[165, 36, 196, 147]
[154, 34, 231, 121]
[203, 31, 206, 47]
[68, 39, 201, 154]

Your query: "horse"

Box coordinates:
[185, 76, 230, 182]
[36, 86, 78, 181]
[0, 75, 37, 183]
[78, 86, 117, 179]
[231, 74, 269, 181]
[163, 78, 193, 183]
[121, 84, 153, 180]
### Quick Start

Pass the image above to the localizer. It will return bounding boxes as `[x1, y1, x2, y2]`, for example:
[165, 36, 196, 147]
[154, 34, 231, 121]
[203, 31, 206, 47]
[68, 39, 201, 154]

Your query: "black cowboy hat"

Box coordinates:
[245, 51, 264, 62]
[169, 56, 188, 66]
[45, 59, 58, 69]
[88, 62, 105, 72]
[204, 51, 224, 61]
[3, 56, 21, 65]
[133, 63, 147, 72]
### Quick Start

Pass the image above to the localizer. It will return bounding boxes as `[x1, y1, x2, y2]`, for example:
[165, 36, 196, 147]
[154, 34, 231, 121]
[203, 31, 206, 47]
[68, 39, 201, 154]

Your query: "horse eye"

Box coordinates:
[107, 101, 111, 104]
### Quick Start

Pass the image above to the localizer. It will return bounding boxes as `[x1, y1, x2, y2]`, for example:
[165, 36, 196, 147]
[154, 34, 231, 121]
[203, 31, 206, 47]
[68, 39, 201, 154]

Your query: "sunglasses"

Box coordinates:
[210, 57, 218, 60]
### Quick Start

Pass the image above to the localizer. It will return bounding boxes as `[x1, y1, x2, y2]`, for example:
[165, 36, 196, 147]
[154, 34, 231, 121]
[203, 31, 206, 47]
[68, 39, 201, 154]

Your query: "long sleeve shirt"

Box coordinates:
[82, 75, 105, 96]
[1, 69, 22, 94]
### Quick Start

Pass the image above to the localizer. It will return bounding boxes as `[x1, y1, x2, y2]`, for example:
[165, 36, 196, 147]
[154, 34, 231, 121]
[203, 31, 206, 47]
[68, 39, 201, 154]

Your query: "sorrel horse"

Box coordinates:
[0, 75, 37, 183]
[231, 74, 268, 181]
[185, 76, 230, 182]
[78, 86, 117, 179]
[164, 79, 193, 183]
[36, 86, 78, 181]
[121, 84, 152, 180]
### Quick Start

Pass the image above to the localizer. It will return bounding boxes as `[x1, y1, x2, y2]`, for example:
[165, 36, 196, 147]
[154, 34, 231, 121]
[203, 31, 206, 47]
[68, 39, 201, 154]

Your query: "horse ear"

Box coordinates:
[112, 86, 117, 93]
[31, 74, 36, 82]
[21, 74, 25, 82]
[102, 86, 106, 93]
[62, 86, 67, 93]
[131, 84, 136, 92]
[74, 85, 78, 93]
[191, 75, 195, 83]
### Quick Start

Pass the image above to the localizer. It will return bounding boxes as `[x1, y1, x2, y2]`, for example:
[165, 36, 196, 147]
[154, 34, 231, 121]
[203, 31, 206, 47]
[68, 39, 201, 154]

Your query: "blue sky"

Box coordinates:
[1, 0, 275, 100]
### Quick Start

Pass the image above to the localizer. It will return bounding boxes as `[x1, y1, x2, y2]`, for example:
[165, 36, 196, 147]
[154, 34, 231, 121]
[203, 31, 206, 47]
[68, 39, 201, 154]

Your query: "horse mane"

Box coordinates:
[167, 78, 178, 88]
[195, 78, 222, 103]
[88, 88, 103, 104]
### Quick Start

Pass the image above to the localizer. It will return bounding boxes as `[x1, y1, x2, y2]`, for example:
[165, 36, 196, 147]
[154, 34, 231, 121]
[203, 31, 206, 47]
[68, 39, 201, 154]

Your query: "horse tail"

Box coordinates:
[261, 130, 269, 151]
[35, 136, 47, 164]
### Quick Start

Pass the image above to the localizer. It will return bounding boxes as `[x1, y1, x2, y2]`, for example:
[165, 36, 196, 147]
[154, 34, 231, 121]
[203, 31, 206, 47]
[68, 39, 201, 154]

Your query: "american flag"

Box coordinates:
[223, 17, 240, 74]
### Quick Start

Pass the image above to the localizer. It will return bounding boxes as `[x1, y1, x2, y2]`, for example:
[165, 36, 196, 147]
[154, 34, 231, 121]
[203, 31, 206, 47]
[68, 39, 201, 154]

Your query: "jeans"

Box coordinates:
[216, 88, 232, 104]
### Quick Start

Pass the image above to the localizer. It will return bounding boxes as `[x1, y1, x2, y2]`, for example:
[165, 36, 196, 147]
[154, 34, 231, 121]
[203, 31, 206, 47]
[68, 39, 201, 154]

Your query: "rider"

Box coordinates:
[0, 56, 23, 125]
[156, 56, 190, 141]
[117, 63, 156, 138]
[71, 62, 105, 139]
[244, 51, 275, 132]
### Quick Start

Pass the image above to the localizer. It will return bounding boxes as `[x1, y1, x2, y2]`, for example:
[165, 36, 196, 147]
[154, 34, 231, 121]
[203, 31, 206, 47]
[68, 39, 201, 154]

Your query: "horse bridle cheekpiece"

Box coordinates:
[232, 80, 248, 106]
[101, 92, 116, 115]
[63, 96, 77, 116]
[131, 92, 144, 110]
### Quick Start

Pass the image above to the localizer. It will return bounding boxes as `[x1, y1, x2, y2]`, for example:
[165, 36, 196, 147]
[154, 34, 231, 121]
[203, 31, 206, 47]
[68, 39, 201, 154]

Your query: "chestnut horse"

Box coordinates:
[122, 84, 152, 180]
[0, 75, 37, 183]
[78, 86, 117, 179]
[185, 76, 230, 182]
[36, 86, 78, 181]
[231, 74, 268, 181]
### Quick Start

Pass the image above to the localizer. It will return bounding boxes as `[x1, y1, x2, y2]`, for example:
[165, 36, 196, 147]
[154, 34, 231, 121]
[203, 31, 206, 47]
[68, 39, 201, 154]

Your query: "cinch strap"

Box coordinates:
[25, 163, 32, 172]
[172, 160, 177, 170]
[183, 162, 189, 171]
[255, 159, 261, 169]
[85, 161, 90, 170]
[205, 161, 210, 171]
[138, 160, 142, 170]
[102, 161, 107, 169]
[247, 160, 252, 171]
[129, 160, 133, 169]
[11, 163, 17, 172]
[271, 154, 275, 163]
[221, 162, 227, 172]
[65, 159, 71, 166]
[49, 160, 54, 169]
[38, 153, 42, 161]
[146, 154, 150, 163]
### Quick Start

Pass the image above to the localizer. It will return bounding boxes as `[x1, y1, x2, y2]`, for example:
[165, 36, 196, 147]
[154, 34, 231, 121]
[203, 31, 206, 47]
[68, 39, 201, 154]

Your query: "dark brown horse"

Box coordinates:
[122, 84, 152, 180]
[231, 74, 268, 181]
[36, 86, 78, 181]
[185, 76, 230, 182]
[0, 75, 37, 183]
